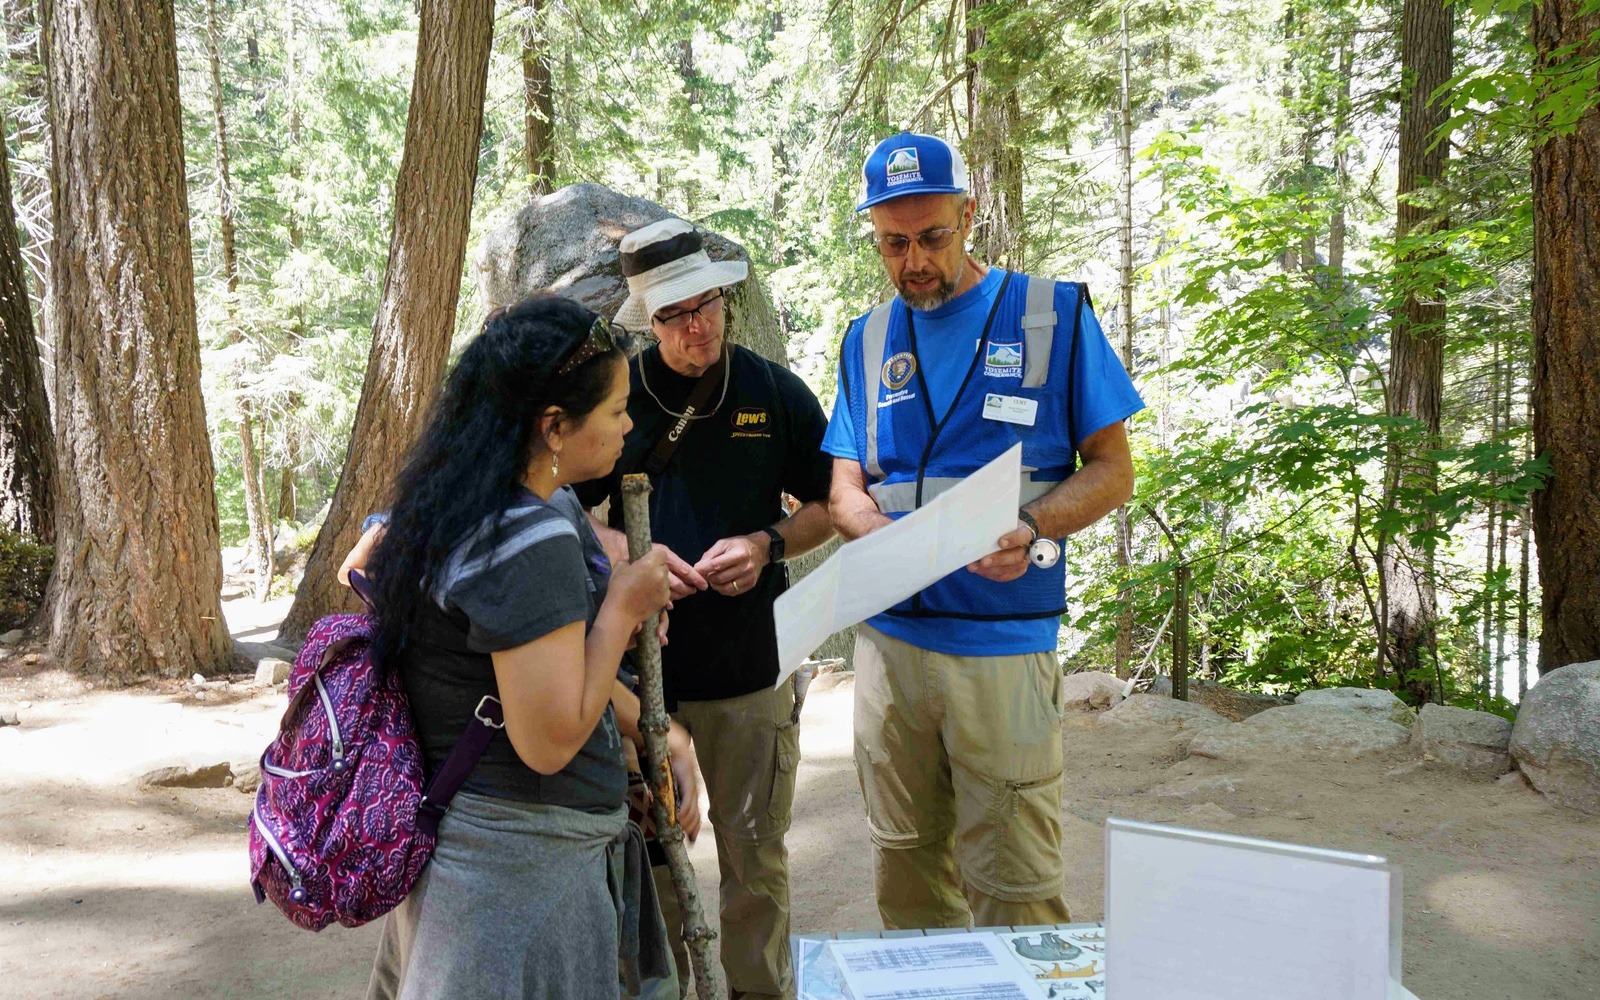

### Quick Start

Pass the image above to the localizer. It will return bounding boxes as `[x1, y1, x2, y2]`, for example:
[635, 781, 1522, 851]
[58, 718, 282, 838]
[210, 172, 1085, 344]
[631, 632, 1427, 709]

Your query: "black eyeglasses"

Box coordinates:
[652, 291, 724, 331]
[870, 226, 962, 258]
[558, 316, 635, 375]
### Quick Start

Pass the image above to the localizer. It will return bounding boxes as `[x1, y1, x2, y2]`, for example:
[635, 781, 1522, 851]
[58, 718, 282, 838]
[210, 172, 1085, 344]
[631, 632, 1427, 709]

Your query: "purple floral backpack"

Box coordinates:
[249, 575, 501, 931]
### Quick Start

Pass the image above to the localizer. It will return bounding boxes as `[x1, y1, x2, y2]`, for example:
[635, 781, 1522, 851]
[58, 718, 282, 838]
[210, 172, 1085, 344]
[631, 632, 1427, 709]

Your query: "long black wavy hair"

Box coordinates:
[366, 294, 624, 666]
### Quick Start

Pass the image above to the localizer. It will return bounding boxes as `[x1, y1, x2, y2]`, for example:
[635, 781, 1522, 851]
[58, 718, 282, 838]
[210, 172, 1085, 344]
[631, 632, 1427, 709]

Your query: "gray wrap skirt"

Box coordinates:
[366, 791, 675, 1000]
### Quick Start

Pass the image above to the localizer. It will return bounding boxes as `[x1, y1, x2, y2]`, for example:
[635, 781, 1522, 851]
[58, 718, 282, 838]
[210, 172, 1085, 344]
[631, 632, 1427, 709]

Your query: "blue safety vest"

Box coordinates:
[840, 271, 1086, 634]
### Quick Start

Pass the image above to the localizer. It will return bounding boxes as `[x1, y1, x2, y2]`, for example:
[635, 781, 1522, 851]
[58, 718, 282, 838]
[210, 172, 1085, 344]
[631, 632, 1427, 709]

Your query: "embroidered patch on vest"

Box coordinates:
[883, 351, 917, 391]
[984, 341, 1023, 378]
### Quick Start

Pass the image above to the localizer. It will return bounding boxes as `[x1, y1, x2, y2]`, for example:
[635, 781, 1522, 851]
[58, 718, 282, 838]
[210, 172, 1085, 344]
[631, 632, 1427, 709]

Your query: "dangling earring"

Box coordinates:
[551, 450, 560, 479]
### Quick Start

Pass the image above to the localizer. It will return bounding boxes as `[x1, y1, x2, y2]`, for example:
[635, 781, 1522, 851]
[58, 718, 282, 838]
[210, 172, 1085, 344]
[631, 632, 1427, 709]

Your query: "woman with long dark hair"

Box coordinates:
[362, 295, 679, 999]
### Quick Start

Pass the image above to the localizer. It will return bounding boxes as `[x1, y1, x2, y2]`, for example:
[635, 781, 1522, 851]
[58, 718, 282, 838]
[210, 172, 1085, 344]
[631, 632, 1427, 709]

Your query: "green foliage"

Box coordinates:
[0, 530, 52, 631]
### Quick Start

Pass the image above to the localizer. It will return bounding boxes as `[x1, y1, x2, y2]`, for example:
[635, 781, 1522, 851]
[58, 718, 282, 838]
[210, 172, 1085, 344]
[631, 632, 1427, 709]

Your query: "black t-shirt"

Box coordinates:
[574, 344, 832, 704]
[395, 487, 626, 811]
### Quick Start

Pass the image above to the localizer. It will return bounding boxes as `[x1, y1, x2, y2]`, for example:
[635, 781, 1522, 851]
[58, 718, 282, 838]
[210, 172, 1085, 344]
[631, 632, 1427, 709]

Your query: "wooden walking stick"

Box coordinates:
[620, 473, 725, 1000]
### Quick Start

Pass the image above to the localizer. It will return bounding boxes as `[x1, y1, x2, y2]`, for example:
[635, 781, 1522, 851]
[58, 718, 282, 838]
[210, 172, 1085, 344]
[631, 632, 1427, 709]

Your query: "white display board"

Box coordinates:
[1105, 818, 1401, 1000]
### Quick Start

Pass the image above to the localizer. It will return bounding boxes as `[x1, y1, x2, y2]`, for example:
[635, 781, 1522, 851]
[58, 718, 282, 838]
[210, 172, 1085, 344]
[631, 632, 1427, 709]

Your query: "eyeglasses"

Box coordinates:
[558, 316, 634, 376]
[870, 226, 962, 258]
[652, 291, 724, 332]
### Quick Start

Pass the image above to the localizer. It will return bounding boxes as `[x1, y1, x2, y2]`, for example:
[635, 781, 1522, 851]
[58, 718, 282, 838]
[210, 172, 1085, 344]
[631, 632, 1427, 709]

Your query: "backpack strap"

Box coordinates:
[416, 695, 505, 837]
[346, 566, 502, 838]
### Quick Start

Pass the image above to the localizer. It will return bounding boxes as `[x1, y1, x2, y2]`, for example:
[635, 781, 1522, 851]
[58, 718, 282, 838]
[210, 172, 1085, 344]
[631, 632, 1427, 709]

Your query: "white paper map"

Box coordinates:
[774, 445, 1023, 686]
[826, 933, 1046, 1000]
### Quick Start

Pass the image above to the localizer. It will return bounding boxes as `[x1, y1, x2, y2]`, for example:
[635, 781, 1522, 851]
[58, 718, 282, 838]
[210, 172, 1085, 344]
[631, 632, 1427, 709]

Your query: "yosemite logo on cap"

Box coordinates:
[885, 147, 922, 187]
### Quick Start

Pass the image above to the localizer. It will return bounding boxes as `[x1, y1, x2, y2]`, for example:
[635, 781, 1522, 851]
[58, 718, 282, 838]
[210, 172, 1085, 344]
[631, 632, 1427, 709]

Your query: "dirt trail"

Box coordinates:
[2, 648, 1595, 999]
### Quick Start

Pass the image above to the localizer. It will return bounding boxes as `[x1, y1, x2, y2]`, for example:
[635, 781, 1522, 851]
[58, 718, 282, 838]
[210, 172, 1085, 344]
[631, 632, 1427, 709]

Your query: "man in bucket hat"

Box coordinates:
[575, 216, 835, 1000]
[824, 132, 1144, 929]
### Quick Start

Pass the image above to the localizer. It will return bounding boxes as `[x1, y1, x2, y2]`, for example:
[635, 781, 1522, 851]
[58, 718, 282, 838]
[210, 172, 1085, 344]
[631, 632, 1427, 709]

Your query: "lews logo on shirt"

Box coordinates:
[885, 147, 922, 187]
[984, 341, 1023, 378]
[883, 351, 917, 391]
[731, 406, 772, 438]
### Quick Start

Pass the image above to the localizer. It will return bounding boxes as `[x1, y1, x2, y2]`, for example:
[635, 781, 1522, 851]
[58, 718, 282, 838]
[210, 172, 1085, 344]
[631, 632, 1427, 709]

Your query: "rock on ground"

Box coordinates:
[1189, 704, 1411, 761]
[0, 628, 23, 645]
[1510, 660, 1600, 814]
[140, 762, 234, 789]
[232, 764, 261, 795]
[1063, 670, 1125, 711]
[1295, 687, 1417, 726]
[253, 658, 291, 688]
[1150, 676, 1289, 720]
[1415, 703, 1513, 778]
[1098, 694, 1228, 731]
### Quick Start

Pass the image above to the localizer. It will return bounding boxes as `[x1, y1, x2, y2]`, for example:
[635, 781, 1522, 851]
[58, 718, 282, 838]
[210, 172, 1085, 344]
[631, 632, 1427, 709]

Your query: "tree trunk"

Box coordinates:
[1495, 364, 1511, 698]
[965, 0, 1023, 267]
[3, 0, 52, 360]
[0, 106, 52, 543]
[1517, 388, 1531, 699]
[1112, 3, 1135, 678]
[1531, 0, 1600, 675]
[1481, 338, 1500, 694]
[205, 0, 274, 599]
[43, 0, 231, 680]
[521, 0, 554, 197]
[1329, 39, 1353, 279]
[1380, 0, 1451, 703]
[279, 0, 496, 641]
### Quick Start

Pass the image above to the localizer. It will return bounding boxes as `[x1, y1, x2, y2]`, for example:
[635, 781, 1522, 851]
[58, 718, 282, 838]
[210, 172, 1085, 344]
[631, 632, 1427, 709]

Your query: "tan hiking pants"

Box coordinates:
[853, 625, 1072, 931]
[654, 683, 799, 1000]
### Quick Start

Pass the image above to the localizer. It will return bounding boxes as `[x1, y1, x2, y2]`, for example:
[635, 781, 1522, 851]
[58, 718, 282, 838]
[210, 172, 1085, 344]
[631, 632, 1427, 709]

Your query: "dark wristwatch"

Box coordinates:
[761, 526, 786, 563]
[1017, 508, 1041, 543]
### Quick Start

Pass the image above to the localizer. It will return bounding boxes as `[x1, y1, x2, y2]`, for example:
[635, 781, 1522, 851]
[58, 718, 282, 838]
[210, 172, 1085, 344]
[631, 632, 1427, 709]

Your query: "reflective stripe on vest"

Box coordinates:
[1021, 276, 1056, 388]
[861, 301, 894, 479]
[860, 276, 1059, 506]
[868, 476, 1063, 514]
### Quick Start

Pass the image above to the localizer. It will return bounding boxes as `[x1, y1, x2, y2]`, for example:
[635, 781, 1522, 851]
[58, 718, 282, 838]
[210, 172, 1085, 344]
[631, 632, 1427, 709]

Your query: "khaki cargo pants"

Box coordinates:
[853, 625, 1072, 931]
[650, 682, 799, 1000]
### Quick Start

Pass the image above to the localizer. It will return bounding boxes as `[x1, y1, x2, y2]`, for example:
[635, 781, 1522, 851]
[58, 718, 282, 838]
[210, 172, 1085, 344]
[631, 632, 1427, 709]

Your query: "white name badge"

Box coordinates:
[983, 393, 1038, 427]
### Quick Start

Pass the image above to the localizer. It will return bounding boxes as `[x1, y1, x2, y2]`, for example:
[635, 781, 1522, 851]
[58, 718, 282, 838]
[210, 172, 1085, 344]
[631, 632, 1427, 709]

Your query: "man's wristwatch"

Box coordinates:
[1017, 508, 1061, 569]
[761, 526, 786, 563]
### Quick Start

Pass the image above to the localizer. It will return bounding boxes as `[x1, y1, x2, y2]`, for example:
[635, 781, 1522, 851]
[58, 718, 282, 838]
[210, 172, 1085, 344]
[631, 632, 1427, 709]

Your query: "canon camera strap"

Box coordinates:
[642, 349, 727, 477]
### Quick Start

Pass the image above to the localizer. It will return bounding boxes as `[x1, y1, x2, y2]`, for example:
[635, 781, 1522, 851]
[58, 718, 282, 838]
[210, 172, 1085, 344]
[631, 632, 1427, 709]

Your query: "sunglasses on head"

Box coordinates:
[558, 316, 636, 375]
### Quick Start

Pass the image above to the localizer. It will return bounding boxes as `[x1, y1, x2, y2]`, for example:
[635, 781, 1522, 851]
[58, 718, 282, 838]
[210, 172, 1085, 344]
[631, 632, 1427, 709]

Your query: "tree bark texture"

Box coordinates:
[1112, 4, 1135, 678]
[205, 0, 274, 598]
[1381, 0, 1451, 703]
[965, 0, 1023, 268]
[279, 0, 496, 641]
[521, 0, 554, 197]
[43, 0, 231, 680]
[1530, 0, 1600, 674]
[0, 106, 52, 542]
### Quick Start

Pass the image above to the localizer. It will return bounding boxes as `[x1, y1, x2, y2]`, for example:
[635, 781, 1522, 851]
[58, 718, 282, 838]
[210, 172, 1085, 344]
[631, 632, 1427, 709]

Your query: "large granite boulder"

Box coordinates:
[477, 183, 786, 366]
[1295, 687, 1416, 727]
[1189, 704, 1410, 761]
[1099, 694, 1229, 731]
[1414, 703, 1513, 778]
[1510, 661, 1600, 813]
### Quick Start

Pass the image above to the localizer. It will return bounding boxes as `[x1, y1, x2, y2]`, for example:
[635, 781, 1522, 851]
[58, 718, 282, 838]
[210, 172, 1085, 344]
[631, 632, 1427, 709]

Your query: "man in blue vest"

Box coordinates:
[824, 132, 1144, 929]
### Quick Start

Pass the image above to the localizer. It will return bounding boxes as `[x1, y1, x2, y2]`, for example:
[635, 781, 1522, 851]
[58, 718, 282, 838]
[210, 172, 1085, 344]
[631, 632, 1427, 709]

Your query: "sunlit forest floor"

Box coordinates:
[1, 600, 1595, 999]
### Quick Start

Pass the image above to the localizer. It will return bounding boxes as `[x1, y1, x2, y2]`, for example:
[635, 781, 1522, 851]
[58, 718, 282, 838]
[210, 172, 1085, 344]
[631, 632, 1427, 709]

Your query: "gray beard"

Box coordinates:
[898, 259, 965, 311]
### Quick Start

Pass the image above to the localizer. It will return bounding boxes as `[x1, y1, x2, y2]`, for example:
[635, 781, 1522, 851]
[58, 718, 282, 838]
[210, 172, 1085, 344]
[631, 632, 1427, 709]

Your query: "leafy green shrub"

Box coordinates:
[0, 529, 52, 630]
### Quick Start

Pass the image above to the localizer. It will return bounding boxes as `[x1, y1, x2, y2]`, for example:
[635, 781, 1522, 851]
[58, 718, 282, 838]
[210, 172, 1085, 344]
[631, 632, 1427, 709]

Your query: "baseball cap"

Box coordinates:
[856, 132, 970, 212]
